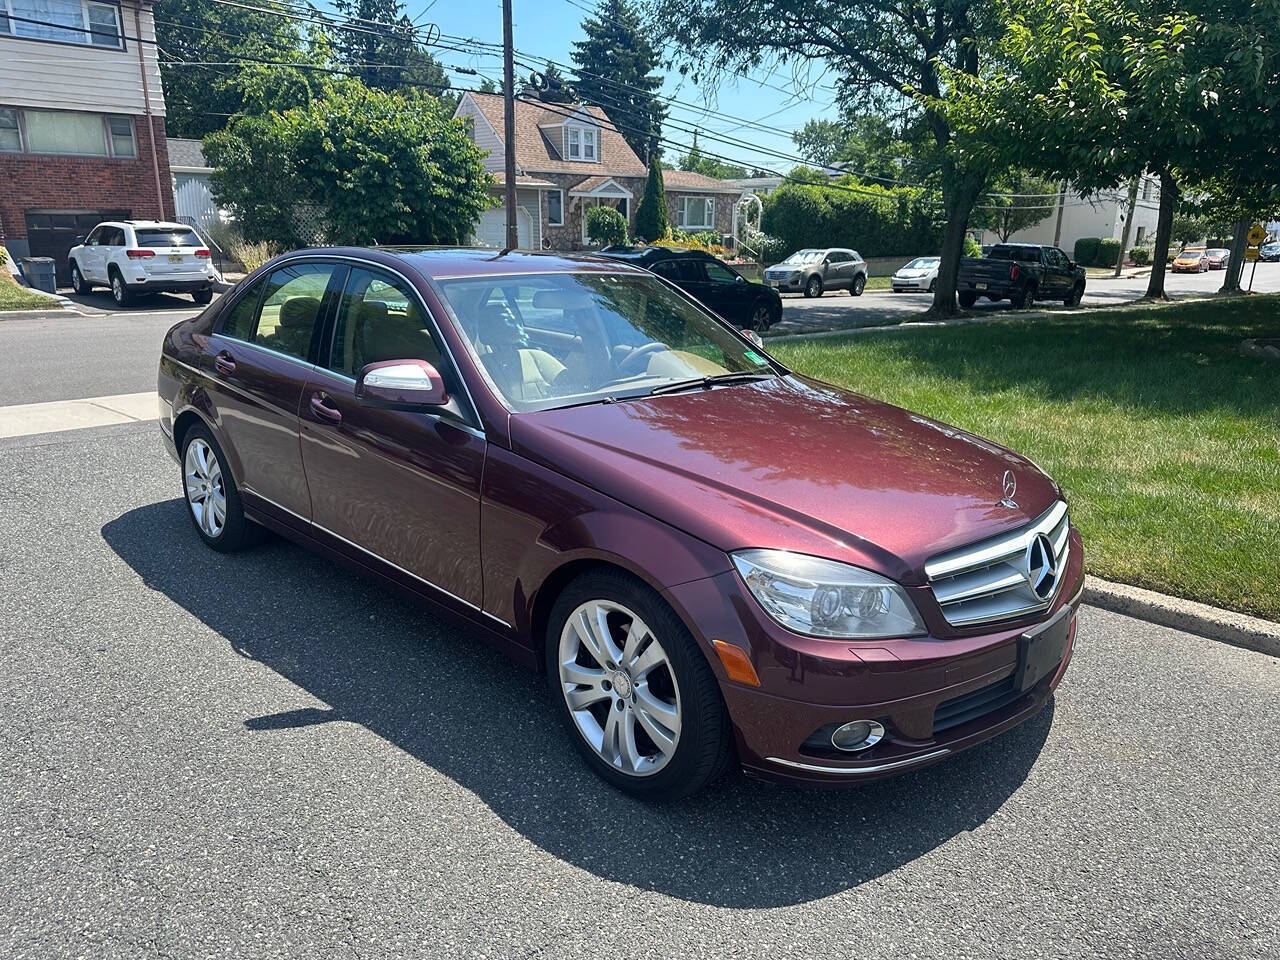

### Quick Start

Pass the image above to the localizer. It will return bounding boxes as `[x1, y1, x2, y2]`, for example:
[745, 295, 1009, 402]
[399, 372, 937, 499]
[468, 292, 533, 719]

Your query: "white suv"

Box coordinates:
[68, 221, 218, 306]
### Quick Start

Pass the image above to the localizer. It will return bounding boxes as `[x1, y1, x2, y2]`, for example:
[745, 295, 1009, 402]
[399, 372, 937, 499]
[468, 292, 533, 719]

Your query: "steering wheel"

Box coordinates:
[615, 341, 669, 377]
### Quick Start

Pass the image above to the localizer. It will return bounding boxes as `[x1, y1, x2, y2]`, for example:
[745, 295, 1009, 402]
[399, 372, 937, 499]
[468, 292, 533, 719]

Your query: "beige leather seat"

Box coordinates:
[264, 296, 319, 358]
[354, 300, 441, 371]
[475, 304, 565, 401]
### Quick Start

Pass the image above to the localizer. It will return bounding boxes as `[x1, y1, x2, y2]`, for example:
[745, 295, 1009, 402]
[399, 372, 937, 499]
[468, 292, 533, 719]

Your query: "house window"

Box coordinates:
[547, 189, 564, 226]
[563, 124, 600, 162]
[677, 196, 715, 230]
[1, 108, 137, 157]
[1, 0, 123, 48]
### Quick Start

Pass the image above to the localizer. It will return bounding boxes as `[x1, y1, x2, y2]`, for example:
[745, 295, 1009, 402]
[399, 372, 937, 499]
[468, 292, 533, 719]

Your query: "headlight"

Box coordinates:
[731, 549, 926, 639]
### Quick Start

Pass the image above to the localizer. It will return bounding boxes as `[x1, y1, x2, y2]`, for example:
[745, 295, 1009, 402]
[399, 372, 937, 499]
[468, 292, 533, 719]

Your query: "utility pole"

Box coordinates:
[1052, 181, 1067, 247]
[502, 0, 518, 250]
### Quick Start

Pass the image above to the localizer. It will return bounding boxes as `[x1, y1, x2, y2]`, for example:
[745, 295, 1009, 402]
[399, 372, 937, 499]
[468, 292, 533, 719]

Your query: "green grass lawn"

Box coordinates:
[864, 275, 894, 291]
[772, 295, 1280, 620]
[0, 275, 59, 311]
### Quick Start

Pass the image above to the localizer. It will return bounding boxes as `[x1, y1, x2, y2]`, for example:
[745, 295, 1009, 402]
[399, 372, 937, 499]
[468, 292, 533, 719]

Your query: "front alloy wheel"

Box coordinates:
[70, 263, 89, 294]
[803, 275, 823, 298]
[750, 301, 773, 330]
[558, 600, 681, 777]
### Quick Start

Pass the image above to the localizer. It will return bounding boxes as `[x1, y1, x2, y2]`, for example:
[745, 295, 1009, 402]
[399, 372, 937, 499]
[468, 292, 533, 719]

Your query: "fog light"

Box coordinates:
[831, 719, 885, 752]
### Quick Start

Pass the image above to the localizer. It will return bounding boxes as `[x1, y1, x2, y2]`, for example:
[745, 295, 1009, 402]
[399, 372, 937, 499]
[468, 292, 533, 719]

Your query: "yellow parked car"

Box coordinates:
[1171, 248, 1209, 273]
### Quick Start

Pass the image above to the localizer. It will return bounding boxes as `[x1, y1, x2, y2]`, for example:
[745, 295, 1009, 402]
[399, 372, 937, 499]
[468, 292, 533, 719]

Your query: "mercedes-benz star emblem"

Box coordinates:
[1025, 533, 1059, 600]
[999, 469, 1018, 508]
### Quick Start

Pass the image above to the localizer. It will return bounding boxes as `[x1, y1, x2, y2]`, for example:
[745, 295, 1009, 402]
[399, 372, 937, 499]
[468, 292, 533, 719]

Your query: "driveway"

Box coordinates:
[0, 421, 1276, 958]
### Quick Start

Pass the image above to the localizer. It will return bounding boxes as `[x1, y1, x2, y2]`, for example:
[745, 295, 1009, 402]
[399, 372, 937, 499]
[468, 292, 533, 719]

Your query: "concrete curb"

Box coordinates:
[1083, 575, 1280, 658]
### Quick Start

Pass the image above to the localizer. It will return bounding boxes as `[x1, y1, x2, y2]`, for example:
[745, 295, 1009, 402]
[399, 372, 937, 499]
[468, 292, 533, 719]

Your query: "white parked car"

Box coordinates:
[891, 256, 941, 293]
[68, 221, 217, 306]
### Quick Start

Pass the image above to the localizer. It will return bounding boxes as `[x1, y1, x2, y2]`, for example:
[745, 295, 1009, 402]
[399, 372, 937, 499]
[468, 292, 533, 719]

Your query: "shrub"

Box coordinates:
[0, 246, 8, 268]
[1095, 238, 1122, 267]
[634, 162, 668, 243]
[586, 205, 628, 246]
[226, 236, 278, 272]
[1073, 237, 1101, 267]
[760, 177, 942, 258]
[964, 234, 982, 258]
[1129, 247, 1151, 266]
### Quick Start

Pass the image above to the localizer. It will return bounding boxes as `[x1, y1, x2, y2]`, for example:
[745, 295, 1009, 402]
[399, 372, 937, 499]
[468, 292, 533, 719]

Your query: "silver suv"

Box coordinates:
[763, 248, 868, 297]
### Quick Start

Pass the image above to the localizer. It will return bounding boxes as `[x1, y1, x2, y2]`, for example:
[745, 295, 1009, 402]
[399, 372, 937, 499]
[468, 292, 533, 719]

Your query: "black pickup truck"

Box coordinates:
[957, 243, 1086, 309]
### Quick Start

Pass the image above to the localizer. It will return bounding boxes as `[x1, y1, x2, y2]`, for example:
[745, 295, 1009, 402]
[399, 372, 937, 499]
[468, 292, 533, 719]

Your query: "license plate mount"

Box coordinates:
[1014, 607, 1071, 693]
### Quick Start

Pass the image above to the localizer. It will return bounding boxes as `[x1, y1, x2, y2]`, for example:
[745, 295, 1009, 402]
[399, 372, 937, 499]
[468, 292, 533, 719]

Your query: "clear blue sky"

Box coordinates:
[404, 0, 842, 172]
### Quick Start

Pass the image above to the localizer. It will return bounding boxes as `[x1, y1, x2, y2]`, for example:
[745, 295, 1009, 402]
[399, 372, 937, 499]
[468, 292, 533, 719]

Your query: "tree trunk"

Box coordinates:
[1113, 176, 1139, 278]
[929, 164, 986, 316]
[1145, 170, 1179, 300]
[1219, 218, 1249, 294]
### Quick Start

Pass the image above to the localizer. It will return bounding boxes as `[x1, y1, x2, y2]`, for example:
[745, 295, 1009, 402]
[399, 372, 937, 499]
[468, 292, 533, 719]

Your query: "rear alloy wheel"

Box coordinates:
[803, 275, 823, 298]
[548, 572, 733, 800]
[1011, 283, 1037, 309]
[70, 262, 90, 294]
[193, 288, 213, 305]
[109, 271, 132, 307]
[958, 290, 978, 308]
[1065, 282, 1085, 307]
[181, 424, 263, 552]
[852, 274, 866, 296]
[749, 300, 774, 330]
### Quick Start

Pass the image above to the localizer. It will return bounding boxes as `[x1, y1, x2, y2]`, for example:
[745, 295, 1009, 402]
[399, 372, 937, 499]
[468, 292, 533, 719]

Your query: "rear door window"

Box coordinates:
[253, 263, 338, 361]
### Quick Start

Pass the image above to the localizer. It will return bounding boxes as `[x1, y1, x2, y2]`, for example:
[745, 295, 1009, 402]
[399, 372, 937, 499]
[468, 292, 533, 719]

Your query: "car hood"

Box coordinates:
[509, 376, 1061, 584]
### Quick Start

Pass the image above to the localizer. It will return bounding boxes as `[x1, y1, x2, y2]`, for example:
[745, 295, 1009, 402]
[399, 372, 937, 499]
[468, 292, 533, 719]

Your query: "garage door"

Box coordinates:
[475, 207, 532, 249]
[25, 209, 129, 284]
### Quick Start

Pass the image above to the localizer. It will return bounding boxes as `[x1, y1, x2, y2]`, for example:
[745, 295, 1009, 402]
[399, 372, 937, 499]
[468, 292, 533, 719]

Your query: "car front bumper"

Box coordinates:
[892, 277, 931, 291]
[666, 526, 1084, 784]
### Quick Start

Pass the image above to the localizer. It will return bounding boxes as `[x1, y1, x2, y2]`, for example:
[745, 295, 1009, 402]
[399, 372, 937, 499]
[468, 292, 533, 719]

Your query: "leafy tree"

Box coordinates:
[520, 61, 575, 103]
[155, 0, 310, 138]
[792, 115, 934, 184]
[586, 205, 629, 245]
[571, 0, 666, 161]
[634, 160, 670, 241]
[205, 80, 493, 247]
[971, 171, 1056, 242]
[645, 0, 998, 316]
[679, 132, 750, 179]
[329, 0, 451, 101]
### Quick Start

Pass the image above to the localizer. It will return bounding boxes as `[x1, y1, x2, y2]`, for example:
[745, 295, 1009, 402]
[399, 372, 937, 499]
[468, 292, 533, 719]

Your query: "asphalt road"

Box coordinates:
[1, 422, 1277, 958]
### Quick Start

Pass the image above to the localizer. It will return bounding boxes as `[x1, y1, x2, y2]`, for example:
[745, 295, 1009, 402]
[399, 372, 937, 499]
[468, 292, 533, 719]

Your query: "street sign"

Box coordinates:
[1245, 246, 1260, 261]
[1247, 223, 1267, 245]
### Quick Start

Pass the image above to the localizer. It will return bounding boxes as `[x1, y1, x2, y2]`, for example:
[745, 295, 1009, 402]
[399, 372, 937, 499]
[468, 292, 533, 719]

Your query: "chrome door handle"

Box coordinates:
[214, 352, 236, 375]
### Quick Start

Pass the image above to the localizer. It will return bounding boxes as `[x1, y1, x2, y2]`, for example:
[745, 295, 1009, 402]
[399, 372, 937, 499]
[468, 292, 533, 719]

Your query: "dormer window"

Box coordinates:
[564, 123, 599, 162]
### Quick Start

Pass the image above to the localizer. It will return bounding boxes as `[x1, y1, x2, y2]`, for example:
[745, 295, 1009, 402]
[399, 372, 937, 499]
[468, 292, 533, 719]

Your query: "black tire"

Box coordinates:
[851, 273, 866, 296]
[1010, 282, 1037, 309]
[545, 569, 734, 801]
[193, 287, 214, 305]
[928, 278, 936, 293]
[180, 422, 264, 553]
[109, 269, 132, 307]
[958, 290, 978, 308]
[69, 261, 91, 294]
[803, 275, 823, 298]
[1065, 281, 1085, 307]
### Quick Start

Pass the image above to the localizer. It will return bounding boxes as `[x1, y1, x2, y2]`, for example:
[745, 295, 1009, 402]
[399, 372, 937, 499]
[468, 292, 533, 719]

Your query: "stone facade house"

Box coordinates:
[454, 92, 743, 250]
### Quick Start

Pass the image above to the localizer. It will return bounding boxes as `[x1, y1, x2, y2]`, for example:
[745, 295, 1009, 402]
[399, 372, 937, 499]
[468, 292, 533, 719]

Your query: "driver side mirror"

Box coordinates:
[356, 359, 449, 411]
[734, 274, 746, 284]
[74, 235, 87, 246]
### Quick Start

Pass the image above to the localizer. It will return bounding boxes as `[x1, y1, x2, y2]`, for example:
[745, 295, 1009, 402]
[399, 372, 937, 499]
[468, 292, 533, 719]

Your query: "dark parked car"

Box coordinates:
[158, 248, 1082, 800]
[599, 246, 782, 329]
[957, 243, 1087, 308]
[1202, 248, 1230, 270]
[1260, 241, 1280, 262]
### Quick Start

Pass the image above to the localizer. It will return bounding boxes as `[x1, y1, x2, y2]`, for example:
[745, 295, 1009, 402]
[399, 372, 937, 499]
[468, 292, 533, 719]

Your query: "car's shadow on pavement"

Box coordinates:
[103, 499, 1053, 909]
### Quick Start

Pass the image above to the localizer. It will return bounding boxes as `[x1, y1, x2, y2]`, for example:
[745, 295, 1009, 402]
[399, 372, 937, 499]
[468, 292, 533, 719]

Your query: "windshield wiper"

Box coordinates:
[646, 371, 776, 397]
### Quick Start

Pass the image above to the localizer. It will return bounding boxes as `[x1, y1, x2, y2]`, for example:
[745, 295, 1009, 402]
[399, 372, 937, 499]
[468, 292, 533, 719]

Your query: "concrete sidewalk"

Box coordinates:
[0, 391, 156, 439]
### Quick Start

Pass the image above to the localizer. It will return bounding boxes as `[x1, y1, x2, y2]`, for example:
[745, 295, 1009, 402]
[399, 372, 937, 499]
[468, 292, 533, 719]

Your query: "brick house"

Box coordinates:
[454, 92, 743, 250]
[0, 0, 174, 281]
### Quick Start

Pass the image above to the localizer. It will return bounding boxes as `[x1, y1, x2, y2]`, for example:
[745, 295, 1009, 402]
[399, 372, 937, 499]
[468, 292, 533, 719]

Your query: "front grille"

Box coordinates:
[933, 676, 1021, 733]
[925, 501, 1070, 628]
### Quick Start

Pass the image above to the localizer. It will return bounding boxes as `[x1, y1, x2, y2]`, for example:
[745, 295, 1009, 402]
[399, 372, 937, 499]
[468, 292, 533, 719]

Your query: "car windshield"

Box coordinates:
[436, 272, 777, 413]
[1180, 250, 1203, 258]
[136, 228, 202, 247]
[1206, 249, 1229, 256]
[782, 249, 822, 264]
[904, 258, 939, 270]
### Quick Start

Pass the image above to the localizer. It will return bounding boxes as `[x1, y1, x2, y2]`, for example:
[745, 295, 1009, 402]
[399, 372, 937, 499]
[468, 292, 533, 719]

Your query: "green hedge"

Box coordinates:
[1074, 237, 1101, 266]
[1129, 247, 1151, 266]
[1096, 238, 1122, 267]
[760, 178, 941, 259]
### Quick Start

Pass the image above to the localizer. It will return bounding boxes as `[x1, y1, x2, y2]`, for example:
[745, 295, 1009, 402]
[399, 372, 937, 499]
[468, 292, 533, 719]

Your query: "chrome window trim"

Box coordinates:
[247, 491, 511, 629]
[210, 331, 321, 371]
[766, 748, 950, 776]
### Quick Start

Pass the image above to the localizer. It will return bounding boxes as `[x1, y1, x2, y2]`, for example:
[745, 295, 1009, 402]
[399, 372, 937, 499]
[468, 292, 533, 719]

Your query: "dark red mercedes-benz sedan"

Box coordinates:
[157, 247, 1082, 800]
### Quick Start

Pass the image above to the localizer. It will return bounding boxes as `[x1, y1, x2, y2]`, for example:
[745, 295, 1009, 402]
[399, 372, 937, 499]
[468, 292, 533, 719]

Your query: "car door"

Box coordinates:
[700, 259, 751, 323]
[825, 251, 851, 289]
[203, 260, 341, 524]
[298, 264, 486, 610]
[79, 226, 105, 280]
[1044, 248, 1070, 296]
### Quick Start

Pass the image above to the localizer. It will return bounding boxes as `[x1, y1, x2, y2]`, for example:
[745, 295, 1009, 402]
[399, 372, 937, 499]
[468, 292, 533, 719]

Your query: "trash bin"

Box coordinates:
[20, 257, 56, 294]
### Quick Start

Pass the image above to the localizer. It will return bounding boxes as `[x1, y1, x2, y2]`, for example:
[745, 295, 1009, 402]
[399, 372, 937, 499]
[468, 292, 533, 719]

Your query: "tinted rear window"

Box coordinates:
[136, 228, 201, 247]
[989, 245, 1043, 261]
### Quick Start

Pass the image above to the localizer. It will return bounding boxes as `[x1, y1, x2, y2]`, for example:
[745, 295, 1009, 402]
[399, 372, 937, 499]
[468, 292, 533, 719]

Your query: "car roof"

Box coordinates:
[275, 246, 655, 281]
[596, 245, 717, 264]
[94, 220, 193, 230]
